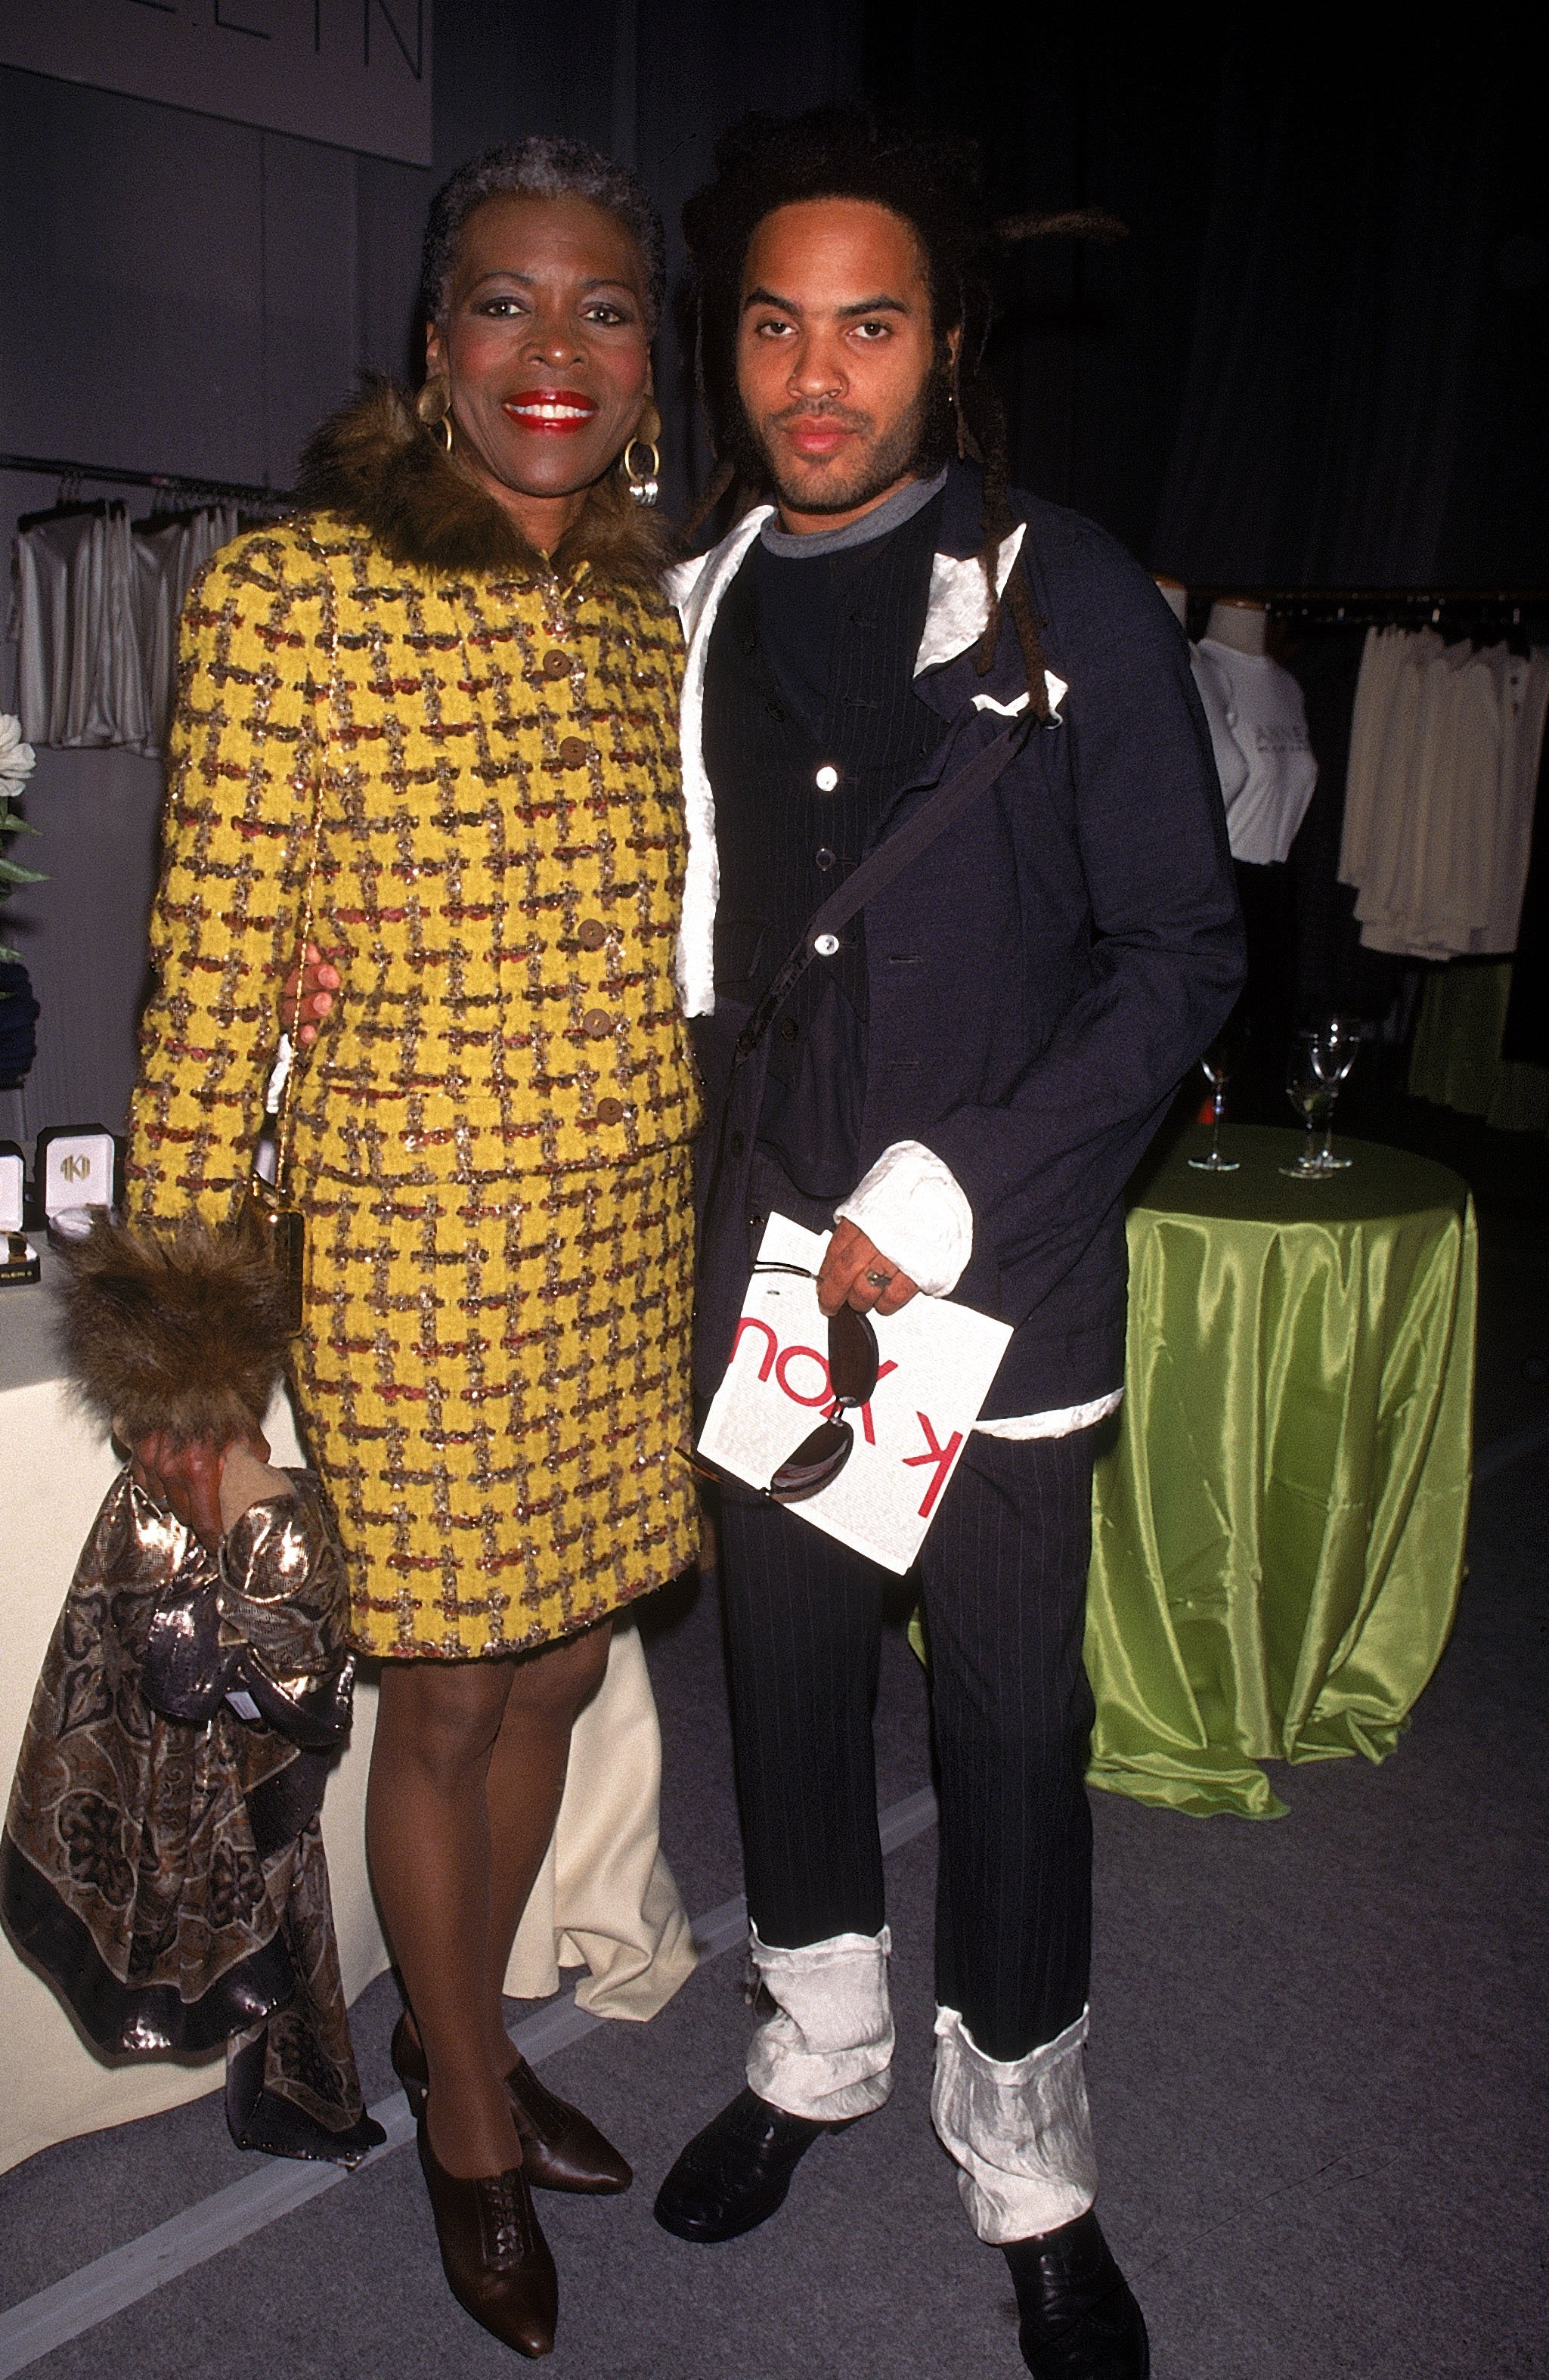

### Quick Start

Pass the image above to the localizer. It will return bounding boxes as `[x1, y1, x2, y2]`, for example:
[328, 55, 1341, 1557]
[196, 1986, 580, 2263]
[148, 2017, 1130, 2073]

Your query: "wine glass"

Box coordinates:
[1189, 1022, 1242, 1171]
[1312, 1015, 1360, 1169]
[1281, 1033, 1336, 1179]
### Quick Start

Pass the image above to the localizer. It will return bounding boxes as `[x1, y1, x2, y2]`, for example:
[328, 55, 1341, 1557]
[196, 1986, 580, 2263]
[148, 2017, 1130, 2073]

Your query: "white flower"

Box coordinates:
[0, 714, 36, 800]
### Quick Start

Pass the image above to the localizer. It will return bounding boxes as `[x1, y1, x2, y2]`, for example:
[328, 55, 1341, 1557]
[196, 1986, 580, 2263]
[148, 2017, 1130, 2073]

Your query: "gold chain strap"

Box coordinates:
[241, 585, 337, 1334]
[271, 606, 340, 1192]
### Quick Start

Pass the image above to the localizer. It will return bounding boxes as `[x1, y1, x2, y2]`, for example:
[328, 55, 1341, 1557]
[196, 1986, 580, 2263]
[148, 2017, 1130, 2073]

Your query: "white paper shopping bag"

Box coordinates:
[697, 1213, 1014, 1575]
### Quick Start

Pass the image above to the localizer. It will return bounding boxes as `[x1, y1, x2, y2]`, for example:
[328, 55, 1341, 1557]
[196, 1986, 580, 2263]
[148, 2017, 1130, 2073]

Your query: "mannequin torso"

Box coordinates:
[1204, 598, 1269, 657]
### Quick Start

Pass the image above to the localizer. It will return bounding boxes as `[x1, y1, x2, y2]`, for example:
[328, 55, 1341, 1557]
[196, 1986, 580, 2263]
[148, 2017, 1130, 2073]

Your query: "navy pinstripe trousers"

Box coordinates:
[717, 1427, 1097, 2063]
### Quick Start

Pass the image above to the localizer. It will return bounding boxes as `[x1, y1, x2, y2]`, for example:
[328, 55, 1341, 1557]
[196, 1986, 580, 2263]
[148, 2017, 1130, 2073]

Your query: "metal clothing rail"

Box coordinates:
[0, 451, 294, 506]
[1185, 584, 1549, 623]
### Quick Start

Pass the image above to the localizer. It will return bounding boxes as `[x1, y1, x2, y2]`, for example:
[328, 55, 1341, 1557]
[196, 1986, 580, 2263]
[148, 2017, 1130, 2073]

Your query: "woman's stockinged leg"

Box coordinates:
[365, 1626, 612, 2179]
[482, 1620, 612, 2066]
[367, 1656, 522, 2179]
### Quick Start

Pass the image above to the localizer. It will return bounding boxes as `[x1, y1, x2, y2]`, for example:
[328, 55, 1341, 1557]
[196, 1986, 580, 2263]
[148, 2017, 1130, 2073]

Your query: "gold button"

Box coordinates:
[559, 736, 589, 765]
[542, 649, 574, 678]
[584, 1008, 613, 1039]
[577, 919, 607, 950]
[596, 1097, 624, 1126]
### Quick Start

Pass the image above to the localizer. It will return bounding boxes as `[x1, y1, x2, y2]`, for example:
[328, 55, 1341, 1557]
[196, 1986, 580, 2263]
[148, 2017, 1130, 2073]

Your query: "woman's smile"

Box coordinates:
[501, 387, 599, 434]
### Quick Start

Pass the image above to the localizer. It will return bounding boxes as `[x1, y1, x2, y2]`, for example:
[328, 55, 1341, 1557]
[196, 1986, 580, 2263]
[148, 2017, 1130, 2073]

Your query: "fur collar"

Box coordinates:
[296, 378, 669, 588]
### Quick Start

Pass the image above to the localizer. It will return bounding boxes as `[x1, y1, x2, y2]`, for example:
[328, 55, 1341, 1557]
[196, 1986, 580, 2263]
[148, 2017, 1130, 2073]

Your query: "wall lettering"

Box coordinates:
[1, 0, 433, 166]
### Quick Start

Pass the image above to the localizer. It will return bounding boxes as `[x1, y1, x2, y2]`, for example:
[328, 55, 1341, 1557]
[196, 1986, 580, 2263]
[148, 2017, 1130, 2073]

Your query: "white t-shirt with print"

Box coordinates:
[1196, 637, 1318, 866]
[1189, 642, 1250, 813]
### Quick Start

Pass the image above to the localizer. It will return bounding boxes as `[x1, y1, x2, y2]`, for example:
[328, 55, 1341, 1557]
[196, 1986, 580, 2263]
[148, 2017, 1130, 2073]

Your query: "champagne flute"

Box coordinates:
[1313, 1015, 1360, 1169]
[1189, 1021, 1241, 1171]
[1281, 1033, 1334, 1179]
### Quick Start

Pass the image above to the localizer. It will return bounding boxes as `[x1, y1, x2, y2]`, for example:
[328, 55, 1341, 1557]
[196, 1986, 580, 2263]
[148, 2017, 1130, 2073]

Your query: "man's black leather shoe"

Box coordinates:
[1004, 2210, 1149, 2378]
[653, 2087, 850, 2243]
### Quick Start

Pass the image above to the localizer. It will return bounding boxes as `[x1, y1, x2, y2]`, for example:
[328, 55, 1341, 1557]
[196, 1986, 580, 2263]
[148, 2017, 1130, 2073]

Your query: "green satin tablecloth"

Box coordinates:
[1084, 1125, 1476, 1818]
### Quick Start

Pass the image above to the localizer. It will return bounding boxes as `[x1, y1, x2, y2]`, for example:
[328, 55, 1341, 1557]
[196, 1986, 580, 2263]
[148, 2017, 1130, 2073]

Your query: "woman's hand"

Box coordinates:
[280, 943, 345, 1048]
[129, 1428, 271, 1553]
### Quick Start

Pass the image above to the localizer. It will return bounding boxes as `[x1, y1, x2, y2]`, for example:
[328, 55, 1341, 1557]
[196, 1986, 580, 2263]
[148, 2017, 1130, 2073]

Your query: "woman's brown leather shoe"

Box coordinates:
[417, 2113, 558, 2359]
[393, 2013, 632, 2196]
[503, 2052, 632, 2194]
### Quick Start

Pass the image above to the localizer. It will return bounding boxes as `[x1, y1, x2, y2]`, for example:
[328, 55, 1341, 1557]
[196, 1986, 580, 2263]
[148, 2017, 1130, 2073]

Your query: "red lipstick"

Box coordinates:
[502, 388, 597, 435]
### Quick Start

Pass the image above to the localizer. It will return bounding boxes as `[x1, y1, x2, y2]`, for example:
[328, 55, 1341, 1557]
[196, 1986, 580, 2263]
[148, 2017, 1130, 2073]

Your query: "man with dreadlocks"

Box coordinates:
[655, 110, 1242, 2377]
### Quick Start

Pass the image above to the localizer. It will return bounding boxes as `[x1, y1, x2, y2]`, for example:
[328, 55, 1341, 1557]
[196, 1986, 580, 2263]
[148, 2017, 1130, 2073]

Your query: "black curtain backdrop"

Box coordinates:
[1154, 24, 1499, 587]
[860, 7, 1547, 590]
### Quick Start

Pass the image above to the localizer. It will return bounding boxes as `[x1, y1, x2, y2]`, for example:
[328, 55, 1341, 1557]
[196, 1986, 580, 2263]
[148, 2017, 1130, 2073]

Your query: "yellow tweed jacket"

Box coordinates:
[128, 513, 702, 1224]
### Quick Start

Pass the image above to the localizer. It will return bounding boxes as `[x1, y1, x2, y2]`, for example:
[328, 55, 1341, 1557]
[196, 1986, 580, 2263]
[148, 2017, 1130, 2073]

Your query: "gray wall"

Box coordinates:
[0, 0, 863, 553]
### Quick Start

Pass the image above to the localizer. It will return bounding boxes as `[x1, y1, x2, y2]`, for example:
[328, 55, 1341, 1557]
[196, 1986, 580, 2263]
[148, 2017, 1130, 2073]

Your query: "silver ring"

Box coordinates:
[863, 1268, 893, 1289]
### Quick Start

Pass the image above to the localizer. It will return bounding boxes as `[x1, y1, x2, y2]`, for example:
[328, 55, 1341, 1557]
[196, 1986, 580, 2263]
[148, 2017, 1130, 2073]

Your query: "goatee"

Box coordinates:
[729, 364, 956, 515]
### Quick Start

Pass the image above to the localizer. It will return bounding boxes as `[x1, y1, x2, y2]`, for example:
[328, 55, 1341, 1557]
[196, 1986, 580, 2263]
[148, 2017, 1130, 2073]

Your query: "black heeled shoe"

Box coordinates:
[392, 2013, 630, 2196]
[652, 2086, 857, 2244]
[1004, 2210, 1150, 2378]
[417, 2112, 558, 2359]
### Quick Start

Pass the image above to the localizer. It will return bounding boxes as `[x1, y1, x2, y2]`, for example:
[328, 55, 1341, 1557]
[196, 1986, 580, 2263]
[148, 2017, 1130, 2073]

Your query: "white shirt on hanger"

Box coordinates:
[1340, 625, 1549, 958]
[12, 504, 239, 758]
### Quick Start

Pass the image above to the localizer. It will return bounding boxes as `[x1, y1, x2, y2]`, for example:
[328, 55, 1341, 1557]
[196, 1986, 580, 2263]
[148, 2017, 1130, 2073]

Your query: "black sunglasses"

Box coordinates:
[753, 1263, 881, 1504]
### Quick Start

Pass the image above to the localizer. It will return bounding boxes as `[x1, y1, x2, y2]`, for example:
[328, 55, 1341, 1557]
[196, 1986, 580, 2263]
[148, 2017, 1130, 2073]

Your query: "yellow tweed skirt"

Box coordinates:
[291, 1145, 697, 1659]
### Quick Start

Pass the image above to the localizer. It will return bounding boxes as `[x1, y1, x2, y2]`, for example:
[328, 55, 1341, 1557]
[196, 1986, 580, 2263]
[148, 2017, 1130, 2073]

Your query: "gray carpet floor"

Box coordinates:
[2, 1145, 1544, 2379]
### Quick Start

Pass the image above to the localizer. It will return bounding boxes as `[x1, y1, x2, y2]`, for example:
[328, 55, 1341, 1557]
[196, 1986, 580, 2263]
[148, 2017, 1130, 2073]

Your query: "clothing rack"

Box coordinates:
[0, 451, 294, 507]
[1188, 585, 1549, 627]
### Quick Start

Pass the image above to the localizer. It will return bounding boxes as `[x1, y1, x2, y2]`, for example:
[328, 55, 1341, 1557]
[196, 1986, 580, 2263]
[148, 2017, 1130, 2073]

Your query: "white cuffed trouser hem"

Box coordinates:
[745, 1925, 896, 2122]
[931, 2004, 1097, 2245]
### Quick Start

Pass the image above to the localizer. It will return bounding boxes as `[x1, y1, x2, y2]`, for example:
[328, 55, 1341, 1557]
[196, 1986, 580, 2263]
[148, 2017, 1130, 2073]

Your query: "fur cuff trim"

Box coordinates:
[54, 1216, 294, 1447]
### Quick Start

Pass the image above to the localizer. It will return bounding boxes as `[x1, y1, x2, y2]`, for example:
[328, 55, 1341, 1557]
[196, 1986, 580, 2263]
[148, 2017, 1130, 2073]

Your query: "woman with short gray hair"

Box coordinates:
[125, 137, 695, 2357]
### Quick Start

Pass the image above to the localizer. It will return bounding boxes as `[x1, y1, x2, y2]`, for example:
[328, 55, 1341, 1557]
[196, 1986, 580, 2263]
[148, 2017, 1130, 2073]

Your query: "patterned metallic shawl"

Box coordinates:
[1, 1470, 381, 2166]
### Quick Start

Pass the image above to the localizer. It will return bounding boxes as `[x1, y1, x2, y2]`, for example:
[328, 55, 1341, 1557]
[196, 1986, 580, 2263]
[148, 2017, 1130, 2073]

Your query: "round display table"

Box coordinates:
[1085, 1124, 1476, 1818]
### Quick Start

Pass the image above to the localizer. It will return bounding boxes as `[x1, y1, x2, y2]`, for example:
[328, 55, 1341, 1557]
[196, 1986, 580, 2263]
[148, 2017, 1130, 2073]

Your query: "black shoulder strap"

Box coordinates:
[733, 717, 1031, 1063]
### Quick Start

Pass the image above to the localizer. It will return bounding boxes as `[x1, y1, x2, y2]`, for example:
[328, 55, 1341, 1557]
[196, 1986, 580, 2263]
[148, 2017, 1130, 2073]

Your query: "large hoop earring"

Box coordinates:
[623, 438, 661, 507]
[416, 374, 454, 454]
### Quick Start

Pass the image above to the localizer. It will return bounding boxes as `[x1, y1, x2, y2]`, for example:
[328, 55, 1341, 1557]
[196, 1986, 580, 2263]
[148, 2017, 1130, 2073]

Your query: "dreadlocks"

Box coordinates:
[683, 109, 1067, 717]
